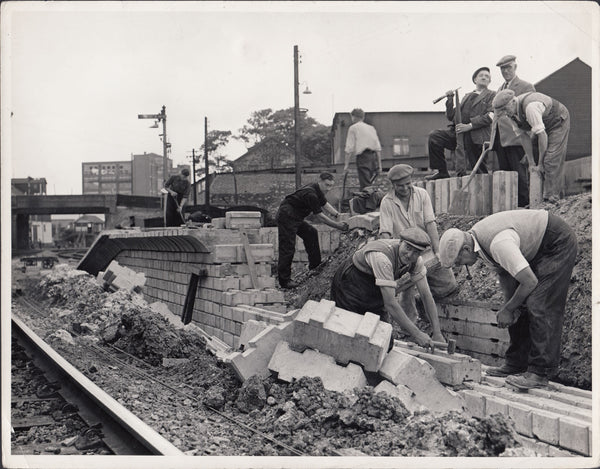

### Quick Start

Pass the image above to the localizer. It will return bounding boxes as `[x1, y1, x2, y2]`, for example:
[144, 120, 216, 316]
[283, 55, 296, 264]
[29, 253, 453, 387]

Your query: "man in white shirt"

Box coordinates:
[492, 89, 570, 202]
[344, 108, 382, 190]
[438, 209, 577, 390]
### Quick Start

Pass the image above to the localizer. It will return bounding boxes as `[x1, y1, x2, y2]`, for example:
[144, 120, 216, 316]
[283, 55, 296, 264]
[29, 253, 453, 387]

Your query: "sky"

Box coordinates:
[1, 1, 598, 195]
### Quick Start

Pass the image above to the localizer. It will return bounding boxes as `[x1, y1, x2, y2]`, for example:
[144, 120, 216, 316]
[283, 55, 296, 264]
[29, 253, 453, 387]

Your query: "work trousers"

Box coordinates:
[494, 140, 530, 207]
[276, 203, 321, 286]
[356, 150, 378, 190]
[165, 193, 185, 227]
[428, 129, 487, 175]
[497, 214, 577, 377]
[540, 110, 570, 199]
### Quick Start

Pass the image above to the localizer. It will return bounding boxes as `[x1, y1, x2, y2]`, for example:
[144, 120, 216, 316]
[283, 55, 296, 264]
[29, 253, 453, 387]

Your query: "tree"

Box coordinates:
[235, 108, 331, 165]
[194, 130, 232, 176]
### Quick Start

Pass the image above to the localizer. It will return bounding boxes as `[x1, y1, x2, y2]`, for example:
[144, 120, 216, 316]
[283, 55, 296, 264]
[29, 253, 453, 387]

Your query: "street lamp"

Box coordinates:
[138, 105, 168, 185]
[293, 46, 312, 189]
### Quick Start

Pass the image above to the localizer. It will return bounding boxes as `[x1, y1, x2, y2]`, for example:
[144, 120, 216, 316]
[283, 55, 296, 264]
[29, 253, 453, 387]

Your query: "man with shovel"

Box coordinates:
[427, 67, 496, 180]
[163, 168, 191, 227]
[438, 209, 577, 390]
[379, 164, 457, 324]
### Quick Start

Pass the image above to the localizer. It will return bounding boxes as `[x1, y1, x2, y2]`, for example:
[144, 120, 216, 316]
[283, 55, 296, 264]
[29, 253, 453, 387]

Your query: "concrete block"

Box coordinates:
[238, 319, 270, 351]
[484, 395, 509, 416]
[268, 341, 367, 393]
[459, 389, 486, 419]
[374, 380, 426, 414]
[393, 340, 481, 385]
[532, 409, 560, 445]
[347, 212, 380, 231]
[507, 401, 534, 437]
[211, 217, 226, 229]
[98, 260, 146, 293]
[292, 300, 392, 372]
[379, 349, 464, 414]
[558, 416, 590, 455]
[225, 211, 262, 229]
[229, 322, 294, 381]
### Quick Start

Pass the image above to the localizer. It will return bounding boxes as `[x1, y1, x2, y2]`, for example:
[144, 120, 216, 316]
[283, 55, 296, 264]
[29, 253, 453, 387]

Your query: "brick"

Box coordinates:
[347, 212, 380, 231]
[292, 300, 392, 372]
[229, 322, 295, 381]
[532, 409, 560, 445]
[558, 416, 590, 455]
[459, 389, 486, 419]
[507, 401, 533, 437]
[393, 340, 481, 385]
[379, 349, 464, 414]
[268, 341, 367, 393]
[374, 380, 426, 415]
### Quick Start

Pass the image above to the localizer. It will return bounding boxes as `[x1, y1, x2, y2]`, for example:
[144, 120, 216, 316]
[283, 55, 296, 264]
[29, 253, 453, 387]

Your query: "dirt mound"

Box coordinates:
[284, 192, 593, 389]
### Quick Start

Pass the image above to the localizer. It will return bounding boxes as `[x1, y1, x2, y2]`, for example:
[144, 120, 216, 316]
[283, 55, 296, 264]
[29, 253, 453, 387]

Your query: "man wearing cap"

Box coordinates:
[493, 55, 536, 207]
[492, 89, 570, 202]
[331, 227, 444, 348]
[344, 108, 382, 190]
[438, 209, 577, 390]
[379, 164, 457, 324]
[163, 168, 191, 227]
[276, 172, 349, 289]
[427, 67, 496, 180]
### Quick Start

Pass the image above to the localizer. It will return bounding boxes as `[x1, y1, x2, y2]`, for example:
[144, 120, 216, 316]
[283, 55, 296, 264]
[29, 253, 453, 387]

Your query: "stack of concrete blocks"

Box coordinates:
[436, 298, 510, 366]
[461, 375, 593, 456]
[96, 260, 146, 293]
[413, 170, 517, 215]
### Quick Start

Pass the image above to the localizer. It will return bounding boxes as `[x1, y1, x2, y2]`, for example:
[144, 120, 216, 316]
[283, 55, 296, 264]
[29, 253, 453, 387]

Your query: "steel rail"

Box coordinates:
[11, 316, 183, 456]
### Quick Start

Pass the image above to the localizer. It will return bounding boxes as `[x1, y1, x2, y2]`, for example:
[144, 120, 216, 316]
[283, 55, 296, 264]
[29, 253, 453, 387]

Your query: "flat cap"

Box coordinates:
[496, 55, 516, 67]
[181, 168, 190, 176]
[387, 164, 414, 181]
[472, 66, 490, 83]
[439, 228, 466, 268]
[492, 89, 516, 110]
[351, 108, 365, 118]
[399, 227, 431, 252]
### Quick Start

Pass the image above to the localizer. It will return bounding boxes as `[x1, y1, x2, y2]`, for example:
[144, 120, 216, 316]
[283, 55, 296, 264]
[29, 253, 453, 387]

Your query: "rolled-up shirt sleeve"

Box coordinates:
[365, 252, 397, 287]
[524, 102, 547, 134]
[378, 198, 395, 236]
[345, 127, 356, 155]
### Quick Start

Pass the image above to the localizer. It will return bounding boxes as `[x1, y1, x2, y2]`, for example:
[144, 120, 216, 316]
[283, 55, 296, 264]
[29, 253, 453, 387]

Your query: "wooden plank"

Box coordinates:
[240, 231, 258, 289]
[439, 317, 510, 342]
[468, 351, 504, 366]
[12, 416, 56, 429]
[492, 170, 518, 214]
[434, 179, 450, 214]
[446, 331, 508, 357]
[438, 303, 500, 324]
[425, 180, 436, 212]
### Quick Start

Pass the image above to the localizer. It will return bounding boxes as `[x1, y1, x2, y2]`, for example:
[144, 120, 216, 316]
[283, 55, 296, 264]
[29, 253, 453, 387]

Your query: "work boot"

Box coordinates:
[425, 170, 450, 181]
[485, 364, 527, 377]
[505, 372, 548, 390]
[280, 280, 299, 290]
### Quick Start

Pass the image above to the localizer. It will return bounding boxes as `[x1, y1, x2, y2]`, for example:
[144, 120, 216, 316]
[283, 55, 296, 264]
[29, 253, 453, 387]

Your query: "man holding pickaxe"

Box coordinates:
[427, 67, 496, 180]
[344, 108, 382, 190]
[163, 168, 191, 227]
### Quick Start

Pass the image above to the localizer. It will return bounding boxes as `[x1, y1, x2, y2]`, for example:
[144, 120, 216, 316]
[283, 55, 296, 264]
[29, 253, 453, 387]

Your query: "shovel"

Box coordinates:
[448, 142, 491, 215]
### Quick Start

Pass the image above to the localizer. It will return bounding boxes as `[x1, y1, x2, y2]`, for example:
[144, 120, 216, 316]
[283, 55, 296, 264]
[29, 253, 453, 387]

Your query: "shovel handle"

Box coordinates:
[459, 143, 491, 192]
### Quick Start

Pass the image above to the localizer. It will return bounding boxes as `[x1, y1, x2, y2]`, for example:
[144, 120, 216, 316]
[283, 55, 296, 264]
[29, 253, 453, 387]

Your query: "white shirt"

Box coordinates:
[345, 121, 382, 156]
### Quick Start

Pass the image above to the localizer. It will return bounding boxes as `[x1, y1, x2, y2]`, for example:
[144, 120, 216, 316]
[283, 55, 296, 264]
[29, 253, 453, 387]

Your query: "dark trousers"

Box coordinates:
[498, 214, 577, 377]
[165, 193, 185, 227]
[356, 150, 378, 190]
[493, 133, 529, 207]
[276, 203, 321, 286]
[428, 129, 487, 174]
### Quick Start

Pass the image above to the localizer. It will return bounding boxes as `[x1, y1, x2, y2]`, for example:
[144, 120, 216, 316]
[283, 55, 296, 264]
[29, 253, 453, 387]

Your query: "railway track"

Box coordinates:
[11, 315, 183, 456]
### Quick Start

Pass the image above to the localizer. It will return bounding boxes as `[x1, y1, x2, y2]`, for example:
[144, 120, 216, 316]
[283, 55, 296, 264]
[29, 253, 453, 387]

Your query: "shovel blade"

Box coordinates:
[448, 189, 470, 214]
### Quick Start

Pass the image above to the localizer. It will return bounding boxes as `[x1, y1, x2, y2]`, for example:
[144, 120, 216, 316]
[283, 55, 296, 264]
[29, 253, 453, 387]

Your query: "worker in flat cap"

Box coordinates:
[493, 89, 570, 202]
[492, 55, 536, 207]
[163, 167, 191, 227]
[331, 227, 444, 349]
[379, 164, 456, 329]
[344, 108, 382, 190]
[438, 209, 577, 390]
[427, 66, 496, 180]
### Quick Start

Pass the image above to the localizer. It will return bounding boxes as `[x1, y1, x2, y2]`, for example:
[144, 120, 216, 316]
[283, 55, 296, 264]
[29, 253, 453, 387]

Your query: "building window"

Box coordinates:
[393, 137, 410, 157]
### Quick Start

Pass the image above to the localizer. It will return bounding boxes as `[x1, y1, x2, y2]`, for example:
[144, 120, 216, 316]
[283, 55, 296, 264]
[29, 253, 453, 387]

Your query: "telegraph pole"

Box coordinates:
[191, 148, 197, 206]
[161, 105, 168, 182]
[294, 45, 301, 189]
[204, 116, 210, 212]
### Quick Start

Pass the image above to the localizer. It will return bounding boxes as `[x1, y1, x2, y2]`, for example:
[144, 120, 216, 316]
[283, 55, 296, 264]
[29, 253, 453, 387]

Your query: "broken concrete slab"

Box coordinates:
[379, 348, 464, 414]
[268, 341, 367, 394]
[97, 260, 146, 293]
[238, 319, 270, 351]
[373, 380, 427, 415]
[292, 299, 392, 372]
[149, 302, 184, 329]
[229, 322, 295, 381]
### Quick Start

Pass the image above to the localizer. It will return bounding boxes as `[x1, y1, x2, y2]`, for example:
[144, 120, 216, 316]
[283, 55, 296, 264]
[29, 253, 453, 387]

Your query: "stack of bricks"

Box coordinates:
[99, 212, 291, 349]
[413, 170, 517, 215]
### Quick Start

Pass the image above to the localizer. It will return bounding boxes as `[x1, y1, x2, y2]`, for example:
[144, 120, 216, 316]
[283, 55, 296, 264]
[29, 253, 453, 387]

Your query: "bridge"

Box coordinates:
[11, 194, 162, 250]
